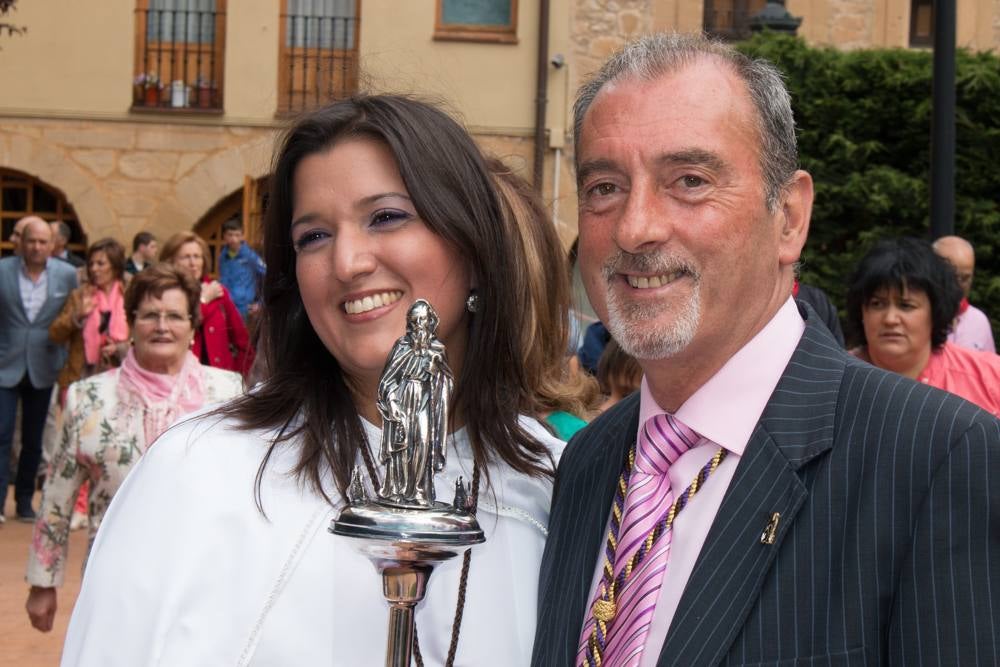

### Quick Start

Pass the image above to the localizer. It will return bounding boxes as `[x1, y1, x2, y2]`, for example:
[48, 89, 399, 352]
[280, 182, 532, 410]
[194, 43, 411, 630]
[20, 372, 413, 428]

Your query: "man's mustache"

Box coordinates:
[600, 250, 701, 285]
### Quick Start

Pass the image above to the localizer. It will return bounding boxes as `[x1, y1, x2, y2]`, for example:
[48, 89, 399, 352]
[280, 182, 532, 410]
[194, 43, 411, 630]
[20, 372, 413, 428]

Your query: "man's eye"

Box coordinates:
[588, 183, 617, 197]
[681, 175, 706, 188]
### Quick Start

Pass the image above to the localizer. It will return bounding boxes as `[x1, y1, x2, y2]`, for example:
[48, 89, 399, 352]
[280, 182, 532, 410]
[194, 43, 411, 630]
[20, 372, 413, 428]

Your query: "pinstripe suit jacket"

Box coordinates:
[533, 308, 1000, 666]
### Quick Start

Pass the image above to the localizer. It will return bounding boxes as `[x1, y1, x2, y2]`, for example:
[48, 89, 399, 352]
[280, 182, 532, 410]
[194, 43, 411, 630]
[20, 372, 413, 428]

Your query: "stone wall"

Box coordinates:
[995, 0, 1000, 46]
[570, 0, 654, 96]
[0, 117, 549, 245]
[0, 118, 277, 245]
[827, 0, 876, 48]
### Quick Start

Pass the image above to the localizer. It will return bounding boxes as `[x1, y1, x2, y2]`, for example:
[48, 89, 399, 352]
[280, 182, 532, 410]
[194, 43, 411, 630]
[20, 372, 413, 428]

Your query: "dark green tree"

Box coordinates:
[738, 34, 1000, 344]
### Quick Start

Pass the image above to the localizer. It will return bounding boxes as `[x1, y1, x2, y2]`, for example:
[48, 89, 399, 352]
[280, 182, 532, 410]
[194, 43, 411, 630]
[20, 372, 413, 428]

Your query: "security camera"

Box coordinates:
[550, 53, 565, 69]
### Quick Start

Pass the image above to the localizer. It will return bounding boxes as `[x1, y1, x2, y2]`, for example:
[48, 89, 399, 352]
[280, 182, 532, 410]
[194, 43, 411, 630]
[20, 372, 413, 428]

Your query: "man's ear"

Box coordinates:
[777, 169, 813, 267]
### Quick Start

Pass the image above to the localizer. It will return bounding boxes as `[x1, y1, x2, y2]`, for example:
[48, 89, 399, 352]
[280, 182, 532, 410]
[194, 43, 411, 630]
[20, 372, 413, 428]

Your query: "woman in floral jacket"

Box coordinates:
[24, 265, 243, 633]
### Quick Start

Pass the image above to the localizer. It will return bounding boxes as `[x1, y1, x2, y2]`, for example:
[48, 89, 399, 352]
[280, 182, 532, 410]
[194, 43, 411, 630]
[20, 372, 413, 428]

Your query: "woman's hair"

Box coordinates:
[488, 157, 599, 420]
[86, 237, 127, 283]
[846, 237, 962, 350]
[596, 339, 642, 400]
[124, 263, 202, 329]
[220, 94, 556, 503]
[158, 231, 210, 279]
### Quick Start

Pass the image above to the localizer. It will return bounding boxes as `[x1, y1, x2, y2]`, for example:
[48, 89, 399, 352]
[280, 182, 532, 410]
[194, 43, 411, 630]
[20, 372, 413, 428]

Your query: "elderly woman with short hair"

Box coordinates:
[25, 264, 243, 633]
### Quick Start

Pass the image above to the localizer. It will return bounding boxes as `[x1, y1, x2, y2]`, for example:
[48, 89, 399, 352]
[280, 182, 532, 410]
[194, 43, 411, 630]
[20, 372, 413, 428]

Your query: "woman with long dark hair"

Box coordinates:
[63, 95, 566, 665]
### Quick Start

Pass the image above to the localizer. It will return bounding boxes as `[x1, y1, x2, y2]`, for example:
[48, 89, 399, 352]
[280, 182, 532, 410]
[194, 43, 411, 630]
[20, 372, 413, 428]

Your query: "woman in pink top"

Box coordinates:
[846, 237, 1000, 416]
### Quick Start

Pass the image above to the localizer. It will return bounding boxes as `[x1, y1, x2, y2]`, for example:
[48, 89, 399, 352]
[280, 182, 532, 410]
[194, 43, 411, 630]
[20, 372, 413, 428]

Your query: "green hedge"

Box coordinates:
[737, 35, 1000, 345]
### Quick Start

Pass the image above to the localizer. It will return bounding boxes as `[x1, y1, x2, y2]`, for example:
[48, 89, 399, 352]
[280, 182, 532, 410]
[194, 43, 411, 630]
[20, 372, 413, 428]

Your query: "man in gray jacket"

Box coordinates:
[0, 217, 77, 521]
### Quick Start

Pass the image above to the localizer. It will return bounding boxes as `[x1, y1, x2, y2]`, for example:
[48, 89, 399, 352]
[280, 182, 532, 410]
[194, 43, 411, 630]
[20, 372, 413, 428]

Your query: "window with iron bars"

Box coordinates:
[132, 0, 226, 112]
[278, 0, 360, 115]
[703, 0, 766, 41]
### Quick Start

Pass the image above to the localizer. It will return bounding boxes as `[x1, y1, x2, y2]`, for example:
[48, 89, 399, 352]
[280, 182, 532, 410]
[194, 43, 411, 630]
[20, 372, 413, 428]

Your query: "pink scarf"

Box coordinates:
[117, 347, 207, 446]
[83, 282, 129, 365]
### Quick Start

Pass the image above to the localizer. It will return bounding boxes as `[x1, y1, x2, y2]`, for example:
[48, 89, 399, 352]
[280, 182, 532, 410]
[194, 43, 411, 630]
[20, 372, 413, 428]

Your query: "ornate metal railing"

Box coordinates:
[133, 1, 226, 111]
[278, 0, 359, 114]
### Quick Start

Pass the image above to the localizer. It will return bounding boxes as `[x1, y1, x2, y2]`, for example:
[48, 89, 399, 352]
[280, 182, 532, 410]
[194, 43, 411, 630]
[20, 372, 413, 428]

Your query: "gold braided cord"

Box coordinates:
[690, 472, 702, 494]
[666, 504, 678, 525]
[584, 446, 728, 665]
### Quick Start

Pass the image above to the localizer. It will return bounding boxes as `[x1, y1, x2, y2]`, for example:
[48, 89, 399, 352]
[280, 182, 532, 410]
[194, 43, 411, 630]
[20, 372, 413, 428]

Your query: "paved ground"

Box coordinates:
[0, 490, 86, 667]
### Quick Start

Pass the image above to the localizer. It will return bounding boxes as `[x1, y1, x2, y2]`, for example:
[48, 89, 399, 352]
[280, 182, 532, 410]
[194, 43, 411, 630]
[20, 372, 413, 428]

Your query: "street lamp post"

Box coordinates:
[930, 0, 956, 239]
[748, 1, 802, 35]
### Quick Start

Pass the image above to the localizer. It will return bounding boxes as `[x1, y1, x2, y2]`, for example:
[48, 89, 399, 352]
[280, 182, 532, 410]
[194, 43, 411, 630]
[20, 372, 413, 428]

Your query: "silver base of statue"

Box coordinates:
[331, 493, 484, 667]
[330, 300, 485, 667]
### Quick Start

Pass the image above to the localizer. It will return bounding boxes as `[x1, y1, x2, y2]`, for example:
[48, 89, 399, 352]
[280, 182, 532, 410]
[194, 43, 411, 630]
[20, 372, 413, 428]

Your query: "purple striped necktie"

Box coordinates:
[577, 413, 698, 667]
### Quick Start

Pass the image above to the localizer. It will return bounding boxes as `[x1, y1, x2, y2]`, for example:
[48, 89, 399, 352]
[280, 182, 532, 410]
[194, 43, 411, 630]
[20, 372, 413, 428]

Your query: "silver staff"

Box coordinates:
[331, 299, 484, 667]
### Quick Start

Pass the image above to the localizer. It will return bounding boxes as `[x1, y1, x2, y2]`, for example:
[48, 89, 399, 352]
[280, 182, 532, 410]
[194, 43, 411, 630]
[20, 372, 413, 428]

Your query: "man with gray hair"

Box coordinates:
[49, 220, 84, 268]
[0, 218, 77, 521]
[533, 33, 999, 666]
[932, 234, 995, 353]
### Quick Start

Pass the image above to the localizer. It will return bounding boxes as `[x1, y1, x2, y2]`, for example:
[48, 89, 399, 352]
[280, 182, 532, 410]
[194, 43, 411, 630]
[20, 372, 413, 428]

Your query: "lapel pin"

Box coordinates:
[760, 512, 780, 545]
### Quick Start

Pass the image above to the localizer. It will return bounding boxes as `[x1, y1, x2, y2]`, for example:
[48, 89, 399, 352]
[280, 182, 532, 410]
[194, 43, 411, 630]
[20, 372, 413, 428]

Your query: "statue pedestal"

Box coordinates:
[331, 501, 484, 667]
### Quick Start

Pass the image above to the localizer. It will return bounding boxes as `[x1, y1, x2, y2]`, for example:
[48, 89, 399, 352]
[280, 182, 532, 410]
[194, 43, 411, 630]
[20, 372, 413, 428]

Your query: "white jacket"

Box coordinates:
[62, 411, 564, 666]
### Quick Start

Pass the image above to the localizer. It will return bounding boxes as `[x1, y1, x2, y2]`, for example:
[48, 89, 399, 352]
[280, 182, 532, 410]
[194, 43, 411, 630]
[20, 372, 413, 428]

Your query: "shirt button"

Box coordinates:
[208, 326, 215, 333]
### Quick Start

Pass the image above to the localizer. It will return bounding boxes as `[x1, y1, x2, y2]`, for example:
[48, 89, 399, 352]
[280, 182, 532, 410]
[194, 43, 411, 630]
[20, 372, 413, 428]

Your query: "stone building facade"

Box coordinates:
[2, 0, 999, 257]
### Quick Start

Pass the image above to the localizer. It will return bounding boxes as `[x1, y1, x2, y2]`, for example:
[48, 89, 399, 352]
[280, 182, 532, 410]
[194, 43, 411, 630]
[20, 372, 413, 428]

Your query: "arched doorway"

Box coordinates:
[1, 168, 87, 258]
[193, 175, 267, 276]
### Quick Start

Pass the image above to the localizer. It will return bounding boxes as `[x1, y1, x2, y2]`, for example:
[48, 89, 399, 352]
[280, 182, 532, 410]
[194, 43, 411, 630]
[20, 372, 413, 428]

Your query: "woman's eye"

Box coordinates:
[292, 230, 329, 252]
[370, 209, 411, 227]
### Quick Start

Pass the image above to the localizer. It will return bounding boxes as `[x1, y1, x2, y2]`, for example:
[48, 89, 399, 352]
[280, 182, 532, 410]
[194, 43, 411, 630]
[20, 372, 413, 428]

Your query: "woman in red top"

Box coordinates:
[846, 237, 999, 416]
[159, 231, 252, 375]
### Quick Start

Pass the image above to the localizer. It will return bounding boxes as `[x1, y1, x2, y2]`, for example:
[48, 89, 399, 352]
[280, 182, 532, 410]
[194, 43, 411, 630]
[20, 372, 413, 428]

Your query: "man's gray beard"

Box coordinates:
[599, 249, 701, 360]
[605, 287, 701, 360]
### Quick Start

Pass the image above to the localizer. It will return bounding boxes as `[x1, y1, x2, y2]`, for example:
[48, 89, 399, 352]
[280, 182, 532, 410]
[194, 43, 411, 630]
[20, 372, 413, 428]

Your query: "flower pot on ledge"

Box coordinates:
[197, 87, 214, 108]
[143, 86, 159, 107]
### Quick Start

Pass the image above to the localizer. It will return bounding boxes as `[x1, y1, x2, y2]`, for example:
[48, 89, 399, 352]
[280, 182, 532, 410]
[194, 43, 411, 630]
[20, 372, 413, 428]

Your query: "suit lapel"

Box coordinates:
[535, 393, 640, 665]
[3, 259, 30, 323]
[657, 314, 845, 665]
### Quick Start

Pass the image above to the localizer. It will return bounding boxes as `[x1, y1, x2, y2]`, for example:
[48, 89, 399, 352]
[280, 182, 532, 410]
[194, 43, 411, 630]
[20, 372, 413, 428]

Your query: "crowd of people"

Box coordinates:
[0, 29, 997, 665]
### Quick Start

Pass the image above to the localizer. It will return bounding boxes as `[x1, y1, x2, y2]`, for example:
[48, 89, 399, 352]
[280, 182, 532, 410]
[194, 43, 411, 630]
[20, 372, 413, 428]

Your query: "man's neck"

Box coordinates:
[131, 252, 145, 268]
[641, 294, 790, 412]
[22, 258, 47, 281]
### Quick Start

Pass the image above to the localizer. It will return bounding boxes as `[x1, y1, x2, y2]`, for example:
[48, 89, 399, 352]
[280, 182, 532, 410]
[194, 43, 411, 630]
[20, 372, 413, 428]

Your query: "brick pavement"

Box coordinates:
[0, 490, 87, 667]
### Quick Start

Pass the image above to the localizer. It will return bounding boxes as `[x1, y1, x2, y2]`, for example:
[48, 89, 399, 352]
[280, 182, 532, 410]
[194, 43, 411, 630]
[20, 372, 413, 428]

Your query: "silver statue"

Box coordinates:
[377, 300, 453, 506]
[331, 299, 484, 667]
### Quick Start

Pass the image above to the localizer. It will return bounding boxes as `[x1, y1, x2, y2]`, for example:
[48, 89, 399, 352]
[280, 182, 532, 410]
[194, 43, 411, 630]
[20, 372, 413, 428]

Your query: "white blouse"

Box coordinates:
[62, 410, 564, 666]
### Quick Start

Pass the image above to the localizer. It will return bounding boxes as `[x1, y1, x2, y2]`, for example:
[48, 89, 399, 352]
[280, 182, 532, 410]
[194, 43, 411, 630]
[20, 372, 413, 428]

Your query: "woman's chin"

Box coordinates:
[134, 346, 185, 368]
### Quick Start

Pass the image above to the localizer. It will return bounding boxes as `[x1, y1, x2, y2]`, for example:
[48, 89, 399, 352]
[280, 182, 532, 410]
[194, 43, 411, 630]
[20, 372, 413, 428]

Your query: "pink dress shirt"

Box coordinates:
[947, 304, 996, 353]
[584, 297, 805, 667]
